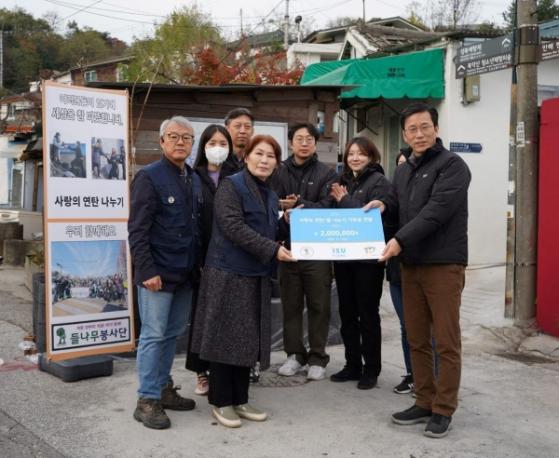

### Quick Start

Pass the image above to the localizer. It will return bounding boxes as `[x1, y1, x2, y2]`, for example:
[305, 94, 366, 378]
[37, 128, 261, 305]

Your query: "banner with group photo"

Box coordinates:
[42, 81, 134, 360]
[290, 208, 386, 261]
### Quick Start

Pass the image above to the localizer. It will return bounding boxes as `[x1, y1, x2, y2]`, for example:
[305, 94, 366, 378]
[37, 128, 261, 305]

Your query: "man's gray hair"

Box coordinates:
[159, 116, 193, 138]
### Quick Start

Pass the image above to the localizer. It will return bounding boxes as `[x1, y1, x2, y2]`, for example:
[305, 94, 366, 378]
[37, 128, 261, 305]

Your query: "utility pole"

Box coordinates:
[284, 0, 290, 50]
[513, 0, 539, 324]
[362, 0, 366, 22]
[295, 15, 302, 43]
[504, 2, 518, 319]
[240, 9, 244, 37]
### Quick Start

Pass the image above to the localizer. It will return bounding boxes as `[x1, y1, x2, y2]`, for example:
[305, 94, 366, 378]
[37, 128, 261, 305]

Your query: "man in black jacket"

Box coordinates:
[272, 122, 338, 381]
[224, 107, 255, 173]
[128, 116, 202, 429]
[379, 103, 471, 438]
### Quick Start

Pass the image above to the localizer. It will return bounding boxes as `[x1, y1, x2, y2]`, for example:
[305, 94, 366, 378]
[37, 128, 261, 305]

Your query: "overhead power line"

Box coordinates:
[43, 0, 359, 29]
[57, 0, 103, 23]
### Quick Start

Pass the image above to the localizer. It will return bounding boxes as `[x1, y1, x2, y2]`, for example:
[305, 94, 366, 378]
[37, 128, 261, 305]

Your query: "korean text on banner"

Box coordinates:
[42, 82, 134, 361]
[290, 208, 385, 261]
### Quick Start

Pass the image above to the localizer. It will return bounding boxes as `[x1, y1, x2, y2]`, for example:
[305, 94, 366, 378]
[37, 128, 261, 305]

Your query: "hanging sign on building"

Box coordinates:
[42, 81, 134, 361]
[541, 39, 559, 61]
[449, 142, 483, 153]
[455, 34, 514, 78]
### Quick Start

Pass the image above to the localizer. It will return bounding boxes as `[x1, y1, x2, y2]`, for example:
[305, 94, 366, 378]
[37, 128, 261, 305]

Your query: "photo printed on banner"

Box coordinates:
[50, 239, 129, 318]
[91, 137, 126, 180]
[49, 133, 87, 178]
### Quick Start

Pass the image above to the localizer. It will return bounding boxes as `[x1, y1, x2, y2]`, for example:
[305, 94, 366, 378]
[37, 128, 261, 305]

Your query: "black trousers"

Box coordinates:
[208, 362, 250, 408]
[334, 262, 384, 376]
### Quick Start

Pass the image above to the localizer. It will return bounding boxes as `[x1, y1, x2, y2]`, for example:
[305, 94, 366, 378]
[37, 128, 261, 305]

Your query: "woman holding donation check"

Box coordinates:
[191, 134, 295, 428]
[329, 136, 395, 390]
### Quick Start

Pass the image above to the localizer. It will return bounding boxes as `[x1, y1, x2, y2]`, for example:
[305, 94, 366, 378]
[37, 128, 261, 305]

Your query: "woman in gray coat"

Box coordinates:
[191, 134, 295, 428]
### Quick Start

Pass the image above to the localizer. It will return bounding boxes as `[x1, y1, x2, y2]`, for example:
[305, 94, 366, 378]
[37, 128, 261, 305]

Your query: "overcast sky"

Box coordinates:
[8, 0, 512, 43]
[52, 241, 121, 277]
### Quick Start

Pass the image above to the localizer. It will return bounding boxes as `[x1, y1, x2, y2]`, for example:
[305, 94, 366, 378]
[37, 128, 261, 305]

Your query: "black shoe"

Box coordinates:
[357, 373, 377, 390]
[424, 414, 452, 438]
[133, 398, 170, 429]
[330, 366, 362, 382]
[392, 404, 432, 425]
[393, 374, 414, 394]
[160, 381, 196, 411]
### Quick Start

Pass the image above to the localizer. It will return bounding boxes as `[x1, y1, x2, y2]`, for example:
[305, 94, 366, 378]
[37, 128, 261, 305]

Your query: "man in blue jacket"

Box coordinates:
[379, 103, 471, 439]
[128, 115, 202, 429]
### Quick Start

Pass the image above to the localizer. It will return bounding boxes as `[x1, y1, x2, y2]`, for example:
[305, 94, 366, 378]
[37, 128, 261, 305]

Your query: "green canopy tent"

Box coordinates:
[301, 48, 445, 105]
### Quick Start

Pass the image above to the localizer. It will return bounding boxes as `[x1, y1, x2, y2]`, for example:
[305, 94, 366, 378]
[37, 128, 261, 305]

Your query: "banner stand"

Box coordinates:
[41, 81, 135, 366]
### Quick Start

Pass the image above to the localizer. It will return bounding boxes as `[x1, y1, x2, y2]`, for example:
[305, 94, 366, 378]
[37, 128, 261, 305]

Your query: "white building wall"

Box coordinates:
[53, 73, 72, 85]
[337, 40, 559, 265]
[438, 42, 512, 265]
[539, 59, 559, 85]
[287, 43, 343, 68]
[438, 44, 559, 265]
[288, 52, 321, 68]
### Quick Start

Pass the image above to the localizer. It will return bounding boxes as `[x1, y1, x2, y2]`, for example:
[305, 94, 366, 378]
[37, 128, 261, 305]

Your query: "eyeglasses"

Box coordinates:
[165, 132, 194, 143]
[404, 124, 435, 135]
[293, 136, 315, 145]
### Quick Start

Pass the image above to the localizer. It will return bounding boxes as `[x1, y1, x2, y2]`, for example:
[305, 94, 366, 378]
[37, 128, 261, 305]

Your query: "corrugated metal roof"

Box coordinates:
[87, 82, 345, 92]
[541, 19, 559, 39]
[356, 24, 445, 52]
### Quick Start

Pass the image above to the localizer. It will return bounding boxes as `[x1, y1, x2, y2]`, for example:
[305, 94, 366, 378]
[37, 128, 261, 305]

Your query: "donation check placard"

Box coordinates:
[290, 208, 386, 261]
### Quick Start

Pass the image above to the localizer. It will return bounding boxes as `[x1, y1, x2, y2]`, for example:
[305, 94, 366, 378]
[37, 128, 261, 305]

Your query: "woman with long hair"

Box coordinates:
[185, 124, 237, 396]
[329, 136, 395, 390]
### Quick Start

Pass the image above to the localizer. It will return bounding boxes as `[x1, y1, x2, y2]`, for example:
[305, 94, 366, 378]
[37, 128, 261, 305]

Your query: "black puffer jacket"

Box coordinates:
[271, 154, 338, 247]
[271, 154, 338, 208]
[335, 162, 397, 263]
[195, 161, 237, 264]
[337, 162, 393, 205]
[392, 139, 471, 265]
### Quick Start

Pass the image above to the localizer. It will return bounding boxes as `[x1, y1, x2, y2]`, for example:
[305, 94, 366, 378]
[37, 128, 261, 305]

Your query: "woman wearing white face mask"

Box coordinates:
[186, 124, 236, 396]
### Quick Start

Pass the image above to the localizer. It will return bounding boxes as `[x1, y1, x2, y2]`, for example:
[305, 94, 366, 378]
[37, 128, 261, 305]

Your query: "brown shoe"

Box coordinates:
[133, 398, 170, 429]
[161, 380, 196, 411]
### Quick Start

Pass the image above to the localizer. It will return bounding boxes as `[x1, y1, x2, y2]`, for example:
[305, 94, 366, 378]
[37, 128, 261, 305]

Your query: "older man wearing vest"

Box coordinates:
[128, 115, 202, 429]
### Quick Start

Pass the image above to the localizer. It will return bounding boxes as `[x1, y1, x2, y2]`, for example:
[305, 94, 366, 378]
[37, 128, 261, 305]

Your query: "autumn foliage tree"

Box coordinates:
[178, 45, 304, 86]
[0, 7, 126, 94]
[127, 6, 304, 86]
[233, 38, 304, 85]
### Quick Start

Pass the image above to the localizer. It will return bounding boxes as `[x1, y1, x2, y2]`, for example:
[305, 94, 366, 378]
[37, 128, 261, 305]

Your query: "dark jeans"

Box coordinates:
[401, 264, 465, 417]
[334, 262, 384, 376]
[390, 282, 413, 375]
[390, 282, 439, 378]
[279, 261, 332, 367]
[208, 362, 250, 408]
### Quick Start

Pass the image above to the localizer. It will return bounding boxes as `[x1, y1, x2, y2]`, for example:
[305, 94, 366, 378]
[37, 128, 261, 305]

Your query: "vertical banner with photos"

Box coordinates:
[42, 81, 134, 360]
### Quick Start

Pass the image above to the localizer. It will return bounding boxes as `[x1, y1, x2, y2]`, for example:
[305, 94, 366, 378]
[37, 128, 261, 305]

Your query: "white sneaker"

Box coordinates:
[278, 355, 303, 376]
[307, 365, 326, 381]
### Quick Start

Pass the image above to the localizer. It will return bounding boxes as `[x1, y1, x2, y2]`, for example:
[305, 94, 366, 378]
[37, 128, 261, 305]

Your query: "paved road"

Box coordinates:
[1, 265, 558, 458]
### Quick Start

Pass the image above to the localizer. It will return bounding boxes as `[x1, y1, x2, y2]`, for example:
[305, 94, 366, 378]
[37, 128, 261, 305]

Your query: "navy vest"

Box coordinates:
[206, 172, 278, 276]
[143, 159, 202, 273]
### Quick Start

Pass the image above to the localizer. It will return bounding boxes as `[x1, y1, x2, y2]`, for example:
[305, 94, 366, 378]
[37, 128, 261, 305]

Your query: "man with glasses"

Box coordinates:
[129, 116, 202, 429]
[272, 122, 337, 381]
[224, 108, 255, 172]
[379, 103, 471, 438]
